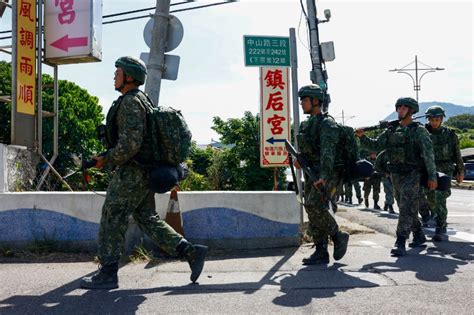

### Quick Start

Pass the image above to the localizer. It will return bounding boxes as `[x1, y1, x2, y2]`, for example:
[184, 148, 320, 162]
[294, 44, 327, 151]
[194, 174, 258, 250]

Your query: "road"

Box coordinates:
[0, 189, 472, 314]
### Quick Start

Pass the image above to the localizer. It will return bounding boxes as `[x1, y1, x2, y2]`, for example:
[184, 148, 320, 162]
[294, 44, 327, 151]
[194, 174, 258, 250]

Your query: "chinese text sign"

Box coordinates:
[244, 35, 290, 67]
[16, 0, 37, 115]
[260, 67, 290, 167]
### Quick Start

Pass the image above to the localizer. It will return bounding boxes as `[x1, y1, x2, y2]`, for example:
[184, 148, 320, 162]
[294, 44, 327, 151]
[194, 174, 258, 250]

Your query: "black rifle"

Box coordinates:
[285, 140, 330, 203]
[359, 114, 426, 132]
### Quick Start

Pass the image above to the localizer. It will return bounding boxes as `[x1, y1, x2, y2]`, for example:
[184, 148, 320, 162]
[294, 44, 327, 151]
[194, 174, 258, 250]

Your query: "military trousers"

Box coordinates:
[418, 187, 432, 220]
[344, 180, 362, 199]
[426, 189, 451, 228]
[391, 170, 422, 238]
[98, 164, 183, 266]
[363, 176, 381, 202]
[381, 177, 394, 206]
[304, 175, 340, 243]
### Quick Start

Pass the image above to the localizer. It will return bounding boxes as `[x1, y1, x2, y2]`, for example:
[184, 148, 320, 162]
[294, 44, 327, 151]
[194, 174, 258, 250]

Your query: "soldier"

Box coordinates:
[344, 180, 363, 204]
[374, 150, 395, 213]
[356, 97, 437, 256]
[363, 151, 382, 209]
[295, 84, 349, 265]
[424, 105, 464, 241]
[80, 56, 207, 289]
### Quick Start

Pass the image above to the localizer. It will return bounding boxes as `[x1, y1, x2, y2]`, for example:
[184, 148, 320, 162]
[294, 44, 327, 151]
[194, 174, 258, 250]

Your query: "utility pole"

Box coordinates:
[389, 55, 444, 103]
[144, 0, 170, 106]
[336, 110, 355, 126]
[305, 0, 331, 112]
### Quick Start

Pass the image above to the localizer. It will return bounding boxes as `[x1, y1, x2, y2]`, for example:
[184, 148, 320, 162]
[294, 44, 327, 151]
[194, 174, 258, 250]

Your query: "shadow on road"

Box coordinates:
[361, 248, 468, 282]
[271, 262, 378, 308]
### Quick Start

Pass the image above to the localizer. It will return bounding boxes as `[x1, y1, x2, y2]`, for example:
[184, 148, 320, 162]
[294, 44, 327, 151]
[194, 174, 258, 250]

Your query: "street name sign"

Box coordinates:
[244, 35, 290, 67]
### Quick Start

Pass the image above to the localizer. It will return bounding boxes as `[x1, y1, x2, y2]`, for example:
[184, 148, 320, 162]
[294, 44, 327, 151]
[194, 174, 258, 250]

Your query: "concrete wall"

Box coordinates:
[0, 191, 301, 250]
[0, 144, 38, 192]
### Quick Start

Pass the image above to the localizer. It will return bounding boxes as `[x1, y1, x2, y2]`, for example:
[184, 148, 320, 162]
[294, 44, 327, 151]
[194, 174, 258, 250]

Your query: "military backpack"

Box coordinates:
[335, 123, 373, 181]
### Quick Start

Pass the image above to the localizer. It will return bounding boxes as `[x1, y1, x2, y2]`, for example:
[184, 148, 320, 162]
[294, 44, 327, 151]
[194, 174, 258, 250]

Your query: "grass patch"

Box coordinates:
[128, 240, 154, 263]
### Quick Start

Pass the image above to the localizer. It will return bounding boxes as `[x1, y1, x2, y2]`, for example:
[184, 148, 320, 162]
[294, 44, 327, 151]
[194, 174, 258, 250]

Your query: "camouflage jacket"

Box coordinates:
[425, 124, 464, 176]
[297, 113, 341, 181]
[360, 122, 437, 181]
[104, 89, 147, 166]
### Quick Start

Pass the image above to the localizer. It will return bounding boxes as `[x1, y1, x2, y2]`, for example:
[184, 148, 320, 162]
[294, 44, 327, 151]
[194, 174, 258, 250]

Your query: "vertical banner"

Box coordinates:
[260, 67, 290, 167]
[16, 0, 37, 115]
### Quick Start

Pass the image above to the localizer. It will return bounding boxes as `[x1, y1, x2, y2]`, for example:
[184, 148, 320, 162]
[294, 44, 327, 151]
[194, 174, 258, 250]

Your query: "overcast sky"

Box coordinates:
[1, 0, 472, 144]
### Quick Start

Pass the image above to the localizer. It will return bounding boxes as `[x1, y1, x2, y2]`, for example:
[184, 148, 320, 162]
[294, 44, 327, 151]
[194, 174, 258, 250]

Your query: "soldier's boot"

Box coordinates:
[347, 197, 353, 205]
[383, 203, 389, 211]
[408, 229, 427, 248]
[432, 225, 446, 242]
[80, 263, 118, 290]
[388, 205, 395, 214]
[302, 242, 329, 265]
[357, 197, 363, 204]
[331, 231, 350, 261]
[364, 198, 369, 208]
[373, 201, 381, 210]
[390, 235, 406, 257]
[176, 239, 208, 283]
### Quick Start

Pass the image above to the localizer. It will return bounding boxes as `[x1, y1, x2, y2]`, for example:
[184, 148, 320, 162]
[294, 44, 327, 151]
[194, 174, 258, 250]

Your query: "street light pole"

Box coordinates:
[389, 55, 444, 103]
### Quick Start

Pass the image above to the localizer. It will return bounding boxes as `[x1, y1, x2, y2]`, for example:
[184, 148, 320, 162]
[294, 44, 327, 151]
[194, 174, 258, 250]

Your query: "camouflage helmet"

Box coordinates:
[298, 84, 324, 101]
[115, 56, 147, 85]
[395, 97, 419, 114]
[425, 105, 446, 118]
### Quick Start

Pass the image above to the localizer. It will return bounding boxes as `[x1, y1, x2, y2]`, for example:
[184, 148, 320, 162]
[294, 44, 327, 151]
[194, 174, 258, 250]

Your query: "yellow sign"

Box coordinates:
[16, 0, 37, 115]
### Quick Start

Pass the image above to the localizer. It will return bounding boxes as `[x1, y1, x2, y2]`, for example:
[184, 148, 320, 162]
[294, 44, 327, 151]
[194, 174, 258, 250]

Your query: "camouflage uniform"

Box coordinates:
[360, 122, 437, 239]
[298, 113, 342, 243]
[363, 155, 381, 207]
[374, 150, 394, 211]
[381, 177, 394, 207]
[344, 180, 362, 203]
[100, 89, 183, 265]
[425, 124, 464, 230]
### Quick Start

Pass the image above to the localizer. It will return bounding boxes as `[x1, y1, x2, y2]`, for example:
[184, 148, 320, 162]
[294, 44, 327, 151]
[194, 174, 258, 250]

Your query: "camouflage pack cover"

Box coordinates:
[145, 105, 192, 166]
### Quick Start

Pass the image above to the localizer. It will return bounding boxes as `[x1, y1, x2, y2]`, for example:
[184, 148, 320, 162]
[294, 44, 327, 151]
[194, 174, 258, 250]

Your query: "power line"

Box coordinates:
[104, 1, 236, 25]
[0, 1, 236, 40]
[102, 1, 189, 19]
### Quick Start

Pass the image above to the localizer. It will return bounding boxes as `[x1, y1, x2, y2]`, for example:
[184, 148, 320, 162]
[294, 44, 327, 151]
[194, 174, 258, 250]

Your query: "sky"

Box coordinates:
[1, 0, 472, 144]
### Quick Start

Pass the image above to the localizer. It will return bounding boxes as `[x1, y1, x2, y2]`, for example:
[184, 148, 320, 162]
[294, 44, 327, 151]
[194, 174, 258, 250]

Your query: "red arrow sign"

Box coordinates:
[50, 35, 88, 52]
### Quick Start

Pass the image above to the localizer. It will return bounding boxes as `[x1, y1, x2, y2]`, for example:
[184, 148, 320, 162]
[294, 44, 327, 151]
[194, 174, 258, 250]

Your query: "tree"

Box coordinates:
[445, 113, 474, 130]
[0, 61, 12, 144]
[188, 141, 214, 177]
[0, 61, 107, 190]
[209, 111, 286, 190]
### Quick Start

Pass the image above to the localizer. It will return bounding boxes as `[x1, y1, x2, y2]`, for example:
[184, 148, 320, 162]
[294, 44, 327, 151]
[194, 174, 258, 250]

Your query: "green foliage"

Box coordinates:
[180, 160, 211, 191]
[40, 76, 107, 190]
[0, 61, 107, 190]
[209, 111, 286, 190]
[0, 61, 12, 144]
[445, 113, 474, 130]
[458, 131, 474, 149]
[188, 142, 214, 176]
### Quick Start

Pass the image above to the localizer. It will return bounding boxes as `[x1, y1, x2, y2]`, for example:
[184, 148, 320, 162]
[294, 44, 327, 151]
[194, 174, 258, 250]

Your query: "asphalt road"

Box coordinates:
[0, 189, 472, 314]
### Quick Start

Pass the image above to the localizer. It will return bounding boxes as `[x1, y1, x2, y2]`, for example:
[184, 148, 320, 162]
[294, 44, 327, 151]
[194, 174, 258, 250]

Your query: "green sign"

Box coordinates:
[244, 35, 290, 67]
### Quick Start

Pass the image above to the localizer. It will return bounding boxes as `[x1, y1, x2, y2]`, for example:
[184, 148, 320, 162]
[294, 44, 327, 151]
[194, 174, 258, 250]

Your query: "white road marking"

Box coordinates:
[425, 228, 474, 243]
[360, 240, 384, 248]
